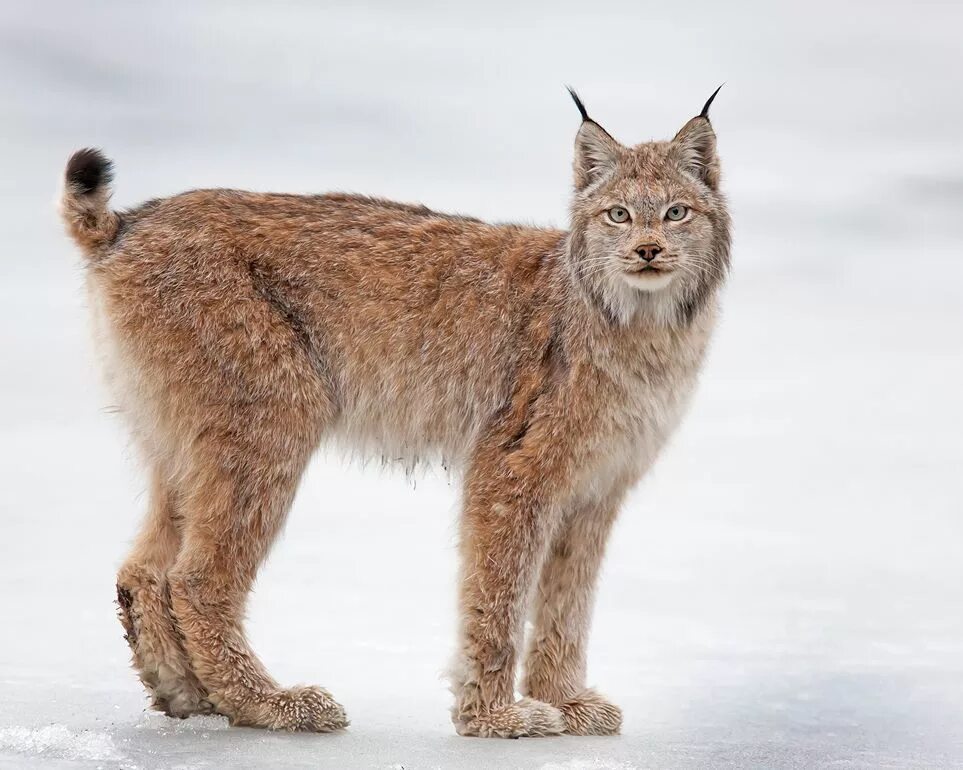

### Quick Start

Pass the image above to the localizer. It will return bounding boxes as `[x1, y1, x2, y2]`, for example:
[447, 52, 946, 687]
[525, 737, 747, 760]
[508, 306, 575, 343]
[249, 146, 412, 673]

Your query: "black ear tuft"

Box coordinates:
[66, 148, 113, 195]
[566, 86, 590, 122]
[700, 84, 724, 120]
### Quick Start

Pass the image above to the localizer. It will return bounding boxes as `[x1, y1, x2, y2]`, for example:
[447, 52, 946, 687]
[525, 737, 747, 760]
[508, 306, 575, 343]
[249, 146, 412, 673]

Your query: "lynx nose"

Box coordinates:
[635, 244, 663, 262]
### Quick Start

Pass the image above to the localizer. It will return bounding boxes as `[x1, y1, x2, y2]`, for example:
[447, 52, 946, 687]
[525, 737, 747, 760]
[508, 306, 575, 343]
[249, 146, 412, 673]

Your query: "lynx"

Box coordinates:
[62, 88, 730, 738]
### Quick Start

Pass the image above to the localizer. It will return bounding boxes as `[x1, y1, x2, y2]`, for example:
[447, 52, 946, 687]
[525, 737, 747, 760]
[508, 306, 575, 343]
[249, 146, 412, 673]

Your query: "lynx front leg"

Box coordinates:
[449, 440, 571, 738]
[522, 493, 624, 736]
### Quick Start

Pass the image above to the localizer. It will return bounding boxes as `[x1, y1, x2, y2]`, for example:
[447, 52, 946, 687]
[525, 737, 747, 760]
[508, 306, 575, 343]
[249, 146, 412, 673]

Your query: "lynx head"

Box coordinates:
[565, 87, 731, 327]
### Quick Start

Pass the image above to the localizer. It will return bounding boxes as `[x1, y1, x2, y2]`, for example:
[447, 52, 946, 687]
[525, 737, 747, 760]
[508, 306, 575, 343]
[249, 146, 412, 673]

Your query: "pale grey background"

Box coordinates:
[1, 1, 961, 768]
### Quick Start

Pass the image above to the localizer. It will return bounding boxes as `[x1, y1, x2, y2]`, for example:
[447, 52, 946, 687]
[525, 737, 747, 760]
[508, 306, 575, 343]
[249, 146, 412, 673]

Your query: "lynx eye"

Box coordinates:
[665, 205, 688, 221]
[607, 206, 630, 224]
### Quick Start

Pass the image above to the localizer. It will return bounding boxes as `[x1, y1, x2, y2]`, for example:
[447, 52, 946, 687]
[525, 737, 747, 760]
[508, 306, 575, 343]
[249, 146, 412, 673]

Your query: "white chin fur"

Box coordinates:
[620, 271, 675, 292]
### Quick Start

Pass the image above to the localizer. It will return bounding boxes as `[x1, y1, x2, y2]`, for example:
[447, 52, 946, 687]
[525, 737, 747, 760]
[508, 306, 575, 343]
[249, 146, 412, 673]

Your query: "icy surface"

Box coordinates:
[0, 725, 121, 763]
[1, 1, 962, 768]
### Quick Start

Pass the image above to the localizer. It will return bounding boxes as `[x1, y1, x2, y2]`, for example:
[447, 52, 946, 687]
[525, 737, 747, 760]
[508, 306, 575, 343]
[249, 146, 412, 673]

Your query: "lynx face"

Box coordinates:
[566, 96, 731, 326]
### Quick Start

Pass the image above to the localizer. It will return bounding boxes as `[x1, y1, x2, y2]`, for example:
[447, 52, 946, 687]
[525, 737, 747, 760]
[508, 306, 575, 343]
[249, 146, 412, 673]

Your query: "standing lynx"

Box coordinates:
[62, 88, 730, 738]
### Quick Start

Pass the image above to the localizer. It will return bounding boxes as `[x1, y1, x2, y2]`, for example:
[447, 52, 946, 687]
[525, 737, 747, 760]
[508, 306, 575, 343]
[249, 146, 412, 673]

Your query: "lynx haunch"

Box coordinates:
[62, 88, 731, 738]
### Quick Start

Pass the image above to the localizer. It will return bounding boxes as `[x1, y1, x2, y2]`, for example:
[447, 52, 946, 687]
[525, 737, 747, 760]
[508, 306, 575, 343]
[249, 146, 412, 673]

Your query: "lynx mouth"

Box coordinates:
[625, 265, 670, 275]
[621, 266, 675, 291]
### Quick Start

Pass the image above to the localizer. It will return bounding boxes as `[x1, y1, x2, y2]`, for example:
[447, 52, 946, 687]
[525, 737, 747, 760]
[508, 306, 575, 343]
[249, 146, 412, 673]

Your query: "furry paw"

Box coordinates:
[559, 688, 622, 735]
[150, 682, 214, 720]
[229, 686, 349, 733]
[116, 579, 212, 720]
[455, 697, 566, 738]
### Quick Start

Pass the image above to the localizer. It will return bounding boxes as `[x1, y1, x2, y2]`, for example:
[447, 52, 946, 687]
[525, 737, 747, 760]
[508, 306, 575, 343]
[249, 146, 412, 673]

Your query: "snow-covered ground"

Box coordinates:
[1, 1, 962, 768]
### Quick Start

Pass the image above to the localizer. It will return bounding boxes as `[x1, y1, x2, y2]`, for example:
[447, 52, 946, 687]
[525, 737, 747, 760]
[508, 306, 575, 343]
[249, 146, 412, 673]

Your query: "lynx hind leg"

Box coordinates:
[166, 401, 347, 733]
[523, 496, 624, 736]
[116, 468, 211, 718]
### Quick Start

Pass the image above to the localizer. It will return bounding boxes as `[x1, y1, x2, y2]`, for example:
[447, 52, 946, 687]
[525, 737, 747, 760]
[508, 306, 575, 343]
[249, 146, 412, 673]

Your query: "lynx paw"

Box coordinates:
[116, 581, 212, 719]
[149, 679, 214, 720]
[559, 688, 622, 736]
[455, 697, 566, 738]
[228, 686, 349, 733]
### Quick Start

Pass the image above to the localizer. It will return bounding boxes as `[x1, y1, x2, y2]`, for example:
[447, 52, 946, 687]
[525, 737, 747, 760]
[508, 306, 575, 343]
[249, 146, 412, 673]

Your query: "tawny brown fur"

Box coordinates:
[62, 91, 730, 737]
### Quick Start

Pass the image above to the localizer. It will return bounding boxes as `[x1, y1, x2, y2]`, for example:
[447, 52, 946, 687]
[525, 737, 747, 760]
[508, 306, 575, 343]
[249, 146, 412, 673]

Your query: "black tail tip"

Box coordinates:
[66, 148, 113, 195]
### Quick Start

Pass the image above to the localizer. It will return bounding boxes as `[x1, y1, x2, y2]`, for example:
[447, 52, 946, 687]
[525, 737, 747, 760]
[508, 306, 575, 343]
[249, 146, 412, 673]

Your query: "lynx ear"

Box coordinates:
[568, 87, 624, 191]
[671, 85, 722, 189]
